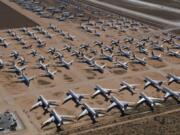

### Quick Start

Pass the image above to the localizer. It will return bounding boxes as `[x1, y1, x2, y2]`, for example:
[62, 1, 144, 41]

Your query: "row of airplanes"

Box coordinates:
[29, 75, 180, 130]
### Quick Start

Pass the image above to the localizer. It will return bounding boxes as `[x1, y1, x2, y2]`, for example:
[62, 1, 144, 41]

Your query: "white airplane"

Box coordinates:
[20, 27, 28, 33]
[56, 58, 73, 69]
[0, 59, 4, 69]
[17, 56, 27, 66]
[136, 92, 163, 111]
[38, 55, 46, 63]
[119, 81, 138, 95]
[138, 46, 148, 55]
[63, 89, 88, 107]
[61, 44, 72, 52]
[107, 96, 132, 115]
[43, 69, 57, 80]
[113, 59, 128, 70]
[167, 73, 180, 85]
[71, 49, 82, 58]
[78, 103, 105, 123]
[18, 73, 35, 87]
[103, 45, 114, 53]
[10, 64, 27, 75]
[90, 61, 106, 73]
[0, 37, 5, 43]
[29, 49, 38, 57]
[48, 47, 57, 55]
[111, 39, 120, 46]
[162, 86, 180, 103]
[37, 61, 49, 70]
[152, 44, 164, 52]
[41, 109, 75, 129]
[144, 77, 163, 90]
[94, 40, 103, 47]
[92, 85, 117, 101]
[0, 41, 9, 48]
[10, 51, 20, 59]
[54, 51, 64, 60]
[81, 54, 95, 65]
[131, 54, 146, 66]
[79, 43, 90, 51]
[30, 95, 59, 113]
[100, 49, 114, 62]
[149, 51, 162, 61]
[117, 47, 131, 58]
[14, 35, 23, 41]
[167, 48, 180, 58]
[65, 33, 75, 41]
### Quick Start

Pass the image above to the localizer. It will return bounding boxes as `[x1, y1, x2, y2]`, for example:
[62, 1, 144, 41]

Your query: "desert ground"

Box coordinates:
[0, 0, 179, 135]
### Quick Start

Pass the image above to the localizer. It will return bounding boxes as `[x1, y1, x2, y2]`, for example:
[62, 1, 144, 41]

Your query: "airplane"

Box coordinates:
[136, 92, 163, 111]
[124, 36, 134, 44]
[113, 59, 128, 70]
[0, 41, 9, 48]
[17, 73, 35, 87]
[29, 49, 38, 57]
[92, 85, 117, 101]
[30, 95, 59, 113]
[10, 51, 20, 59]
[65, 33, 75, 41]
[138, 46, 148, 55]
[41, 109, 75, 129]
[63, 89, 88, 107]
[144, 77, 163, 90]
[103, 45, 114, 53]
[26, 31, 34, 37]
[107, 96, 132, 115]
[166, 48, 180, 58]
[0, 37, 5, 43]
[43, 69, 57, 80]
[78, 103, 105, 123]
[17, 56, 27, 66]
[56, 58, 73, 69]
[99, 49, 114, 62]
[94, 40, 103, 48]
[94, 30, 101, 37]
[117, 47, 131, 58]
[14, 35, 23, 41]
[131, 54, 146, 66]
[37, 61, 49, 70]
[81, 54, 95, 65]
[0, 59, 4, 69]
[119, 81, 138, 95]
[54, 52, 64, 60]
[10, 64, 27, 75]
[152, 44, 164, 52]
[38, 55, 46, 63]
[111, 39, 120, 46]
[149, 51, 162, 61]
[71, 49, 83, 58]
[170, 43, 180, 49]
[167, 73, 180, 85]
[20, 27, 28, 33]
[79, 43, 90, 51]
[61, 44, 72, 52]
[90, 61, 106, 73]
[48, 47, 57, 55]
[162, 86, 180, 103]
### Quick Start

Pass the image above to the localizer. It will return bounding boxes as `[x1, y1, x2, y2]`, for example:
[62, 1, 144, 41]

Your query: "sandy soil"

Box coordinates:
[0, 0, 179, 135]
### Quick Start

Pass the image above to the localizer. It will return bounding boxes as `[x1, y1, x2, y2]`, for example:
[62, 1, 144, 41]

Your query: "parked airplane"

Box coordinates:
[10, 64, 27, 75]
[61, 44, 72, 52]
[131, 54, 146, 66]
[136, 92, 162, 111]
[119, 81, 138, 95]
[29, 49, 38, 57]
[107, 96, 132, 115]
[41, 109, 75, 129]
[37, 61, 49, 70]
[162, 86, 180, 103]
[90, 61, 106, 73]
[149, 51, 162, 61]
[56, 58, 73, 69]
[10, 51, 20, 59]
[138, 46, 148, 55]
[117, 47, 131, 58]
[167, 48, 180, 58]
[167, 73, 180, 85]
[92, 85, 117, 101]
[43, 69, 57, 79]
[113, 59, 128, 70]
[48, 47, 57, 55]
[100, 49, 114, 62]
[63, 89, 88, 107]
[152, 44, 164, 52]
[30, 95, 59, 112]
[17, 73, 35, 87]
[144, 77, 163, 90]
[81, 54, 95, 65]
[78, 103, 105, 123]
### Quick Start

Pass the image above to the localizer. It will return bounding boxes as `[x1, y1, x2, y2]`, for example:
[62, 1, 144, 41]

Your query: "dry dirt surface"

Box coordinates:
[0, 0, 179, 135]
[0, 1, 38, 30]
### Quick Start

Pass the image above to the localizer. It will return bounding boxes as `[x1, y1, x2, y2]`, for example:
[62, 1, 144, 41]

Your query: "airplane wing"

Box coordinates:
[107, 102, 117, 112]
[149, 97, 163, 102]
[144, 81, 151, 89]
[63, 95, 72, 104]
[136, 98, 145, 105]
[168, 77, 174, 83]
[119, 86, 127, 90]
[92, 90, 101, 98]
[61, 115, 75, 123]
[93, 108, 106, 112]
[78, 109, 88, 119]
[164, 93, 171, 99]
[30, 101, 42, 111]
[48, 100, 59, 106]
[41, 116, 55, 128]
